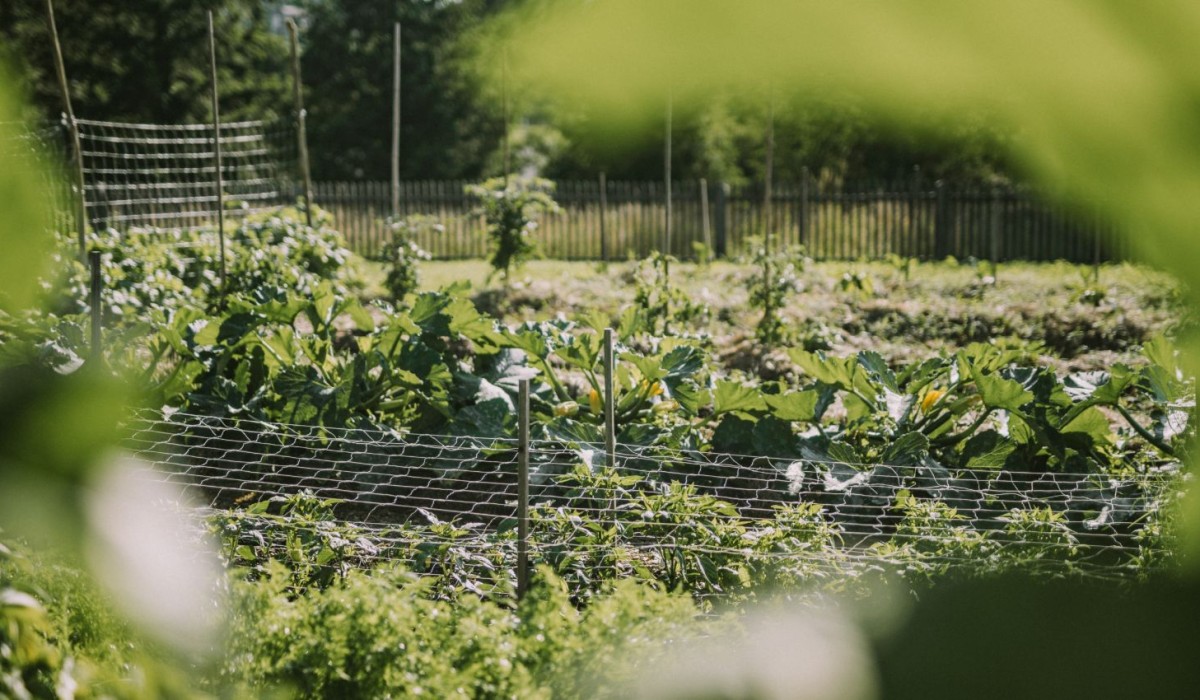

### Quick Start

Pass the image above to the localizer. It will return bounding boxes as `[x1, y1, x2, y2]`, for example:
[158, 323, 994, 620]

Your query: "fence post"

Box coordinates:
[934, 179, 950, 259]
[990, 186, 1002, 278]
[287, 19, 314, 228]
[909, 166, 921, 258]
[45, 0, 88, 258]
[699, 178, 711, 254]
[516, 377, 531, 601]
[603, 328, 616, 469]
[714, 182, 729, 258]
[599, 172, 608, 262]
[207, 11, 227, 296]
[89, 250, 102, 361]
[799, 166, 810, 250]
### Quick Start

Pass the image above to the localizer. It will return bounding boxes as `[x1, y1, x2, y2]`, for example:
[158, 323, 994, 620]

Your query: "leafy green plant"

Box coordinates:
[745, 238, 808, 345]
[623, 253, 710, 337]
[383, 215, 438, 303]
[466, 176, 558, 282]
[836, 269, 875, 298]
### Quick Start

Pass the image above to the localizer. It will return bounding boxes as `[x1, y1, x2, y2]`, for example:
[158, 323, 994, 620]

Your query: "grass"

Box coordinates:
[357, 256, 1185, 375]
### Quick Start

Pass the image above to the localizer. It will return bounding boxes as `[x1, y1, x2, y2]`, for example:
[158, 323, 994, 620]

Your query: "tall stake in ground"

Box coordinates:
[391, 22, 401, 219]
[287, 19, 314, 228]
[502, 49, 511, 183]
[44, 0, 87, 258]
[763, 96, 775, 254]
[207, 11, 227, 296]
[89, 250, 101, 361]
[603, 328, 616, 469]
[516, 378, 531, 600]
[663, 90, 672, 255]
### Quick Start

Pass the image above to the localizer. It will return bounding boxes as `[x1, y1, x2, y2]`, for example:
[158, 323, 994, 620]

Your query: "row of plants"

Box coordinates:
[0, 204, 1191, 699]
[3, 207, 1188, 564]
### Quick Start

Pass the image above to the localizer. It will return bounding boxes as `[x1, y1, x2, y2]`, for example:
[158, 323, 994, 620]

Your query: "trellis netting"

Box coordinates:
[76, 118, 298, 231]
[124, 410, 1182, 590]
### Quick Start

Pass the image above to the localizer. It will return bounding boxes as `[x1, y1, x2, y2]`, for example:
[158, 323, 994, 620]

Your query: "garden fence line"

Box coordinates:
[75, 117, 299, 231]
[317, 177, 1131, 264]
[13, 114, 1129, 266]
[123, 408, 1178, 597]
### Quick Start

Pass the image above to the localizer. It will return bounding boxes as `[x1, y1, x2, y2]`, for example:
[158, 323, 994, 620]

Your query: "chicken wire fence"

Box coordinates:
[123, 410, 1182, 592]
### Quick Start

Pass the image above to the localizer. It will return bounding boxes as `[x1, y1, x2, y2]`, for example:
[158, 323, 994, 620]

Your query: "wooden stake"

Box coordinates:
[603, 328, 616, 469]
[391, 22, 401, 219]
[45, 0, 87, 257]
[287, 19, 314, 227]
[700, 178, 711, 254]
[207, 11, 226, 295]
[763, 96, 775, 253]
[664, 91, 672, 255]
[89, 250, 102, 361]
[502, 49, 511, 182]
[516, 378, 531, 600]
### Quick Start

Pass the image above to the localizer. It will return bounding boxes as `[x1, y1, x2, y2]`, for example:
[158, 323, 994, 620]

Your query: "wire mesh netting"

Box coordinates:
[76, 117, 298, 231]
[125, 411, 1181, 589]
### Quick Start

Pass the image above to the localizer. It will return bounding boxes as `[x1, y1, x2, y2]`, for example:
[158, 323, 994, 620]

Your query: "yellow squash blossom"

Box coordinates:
[588, 388, 603, 414]
[921, 388, 945, 413]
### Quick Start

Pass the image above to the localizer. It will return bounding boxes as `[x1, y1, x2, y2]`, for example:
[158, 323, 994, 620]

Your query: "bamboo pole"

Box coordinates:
[207, 11, 227, 295]
[287, 19, 314, 227]
[663, 91, 672, 255]
[45, 0, 87, 257]
[391, 22, 401, 219]
[763, 96, 775, 253]
[502, 49, 511, 182]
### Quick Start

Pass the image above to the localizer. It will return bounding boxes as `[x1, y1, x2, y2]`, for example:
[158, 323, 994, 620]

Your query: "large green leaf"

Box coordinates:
[959, 430, 1017, 468]
[714, 380, 767, 415]
[764, 390, 820, 422]
[881, 432, 930, 466]
[449, 397, 514, 438]
[1060, 406, 1113, 443]
[971, 367, 1033, 411]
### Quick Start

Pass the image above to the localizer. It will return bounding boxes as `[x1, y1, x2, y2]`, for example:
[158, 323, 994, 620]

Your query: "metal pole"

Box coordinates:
[603, 328, 616, 469]
[89, 250, 101, 361]
[663, 91, 672, 255]
[516, 378, 531, 600]
[45, 0, 88, 258]
[599, 172, 608, 262]
[287, 19, 314, 228]
[207, 11, 227, 296]
[391, 22, 401, 219]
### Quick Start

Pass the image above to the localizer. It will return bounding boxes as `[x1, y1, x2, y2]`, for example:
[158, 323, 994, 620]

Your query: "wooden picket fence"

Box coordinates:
[314, 178, 1129, 263]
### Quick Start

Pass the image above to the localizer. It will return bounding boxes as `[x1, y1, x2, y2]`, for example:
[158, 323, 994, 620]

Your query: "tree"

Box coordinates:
[297, 0, 507, 180]
[0, 0, 289, 124]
